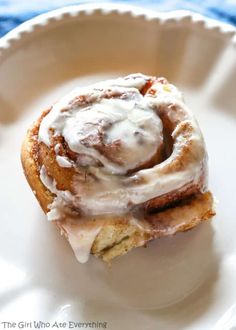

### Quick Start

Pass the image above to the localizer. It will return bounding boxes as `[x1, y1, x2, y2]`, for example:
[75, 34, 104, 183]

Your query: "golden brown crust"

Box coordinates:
[21, 118, 54, 213]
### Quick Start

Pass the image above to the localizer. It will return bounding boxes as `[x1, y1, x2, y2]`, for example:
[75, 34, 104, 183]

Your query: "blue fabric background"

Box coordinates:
[0, 0, 236, 37]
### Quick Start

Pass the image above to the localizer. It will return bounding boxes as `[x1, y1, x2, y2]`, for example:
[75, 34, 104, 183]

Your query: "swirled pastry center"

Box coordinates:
[39, 90, 163, 174]
[38, 74, 207, 217]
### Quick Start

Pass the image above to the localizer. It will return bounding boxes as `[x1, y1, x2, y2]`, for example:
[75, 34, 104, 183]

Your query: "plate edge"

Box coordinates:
[0, 3, 236, 58]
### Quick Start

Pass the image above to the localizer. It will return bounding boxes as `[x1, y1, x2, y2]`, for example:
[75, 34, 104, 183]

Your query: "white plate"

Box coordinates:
[0, 4, 236, 329]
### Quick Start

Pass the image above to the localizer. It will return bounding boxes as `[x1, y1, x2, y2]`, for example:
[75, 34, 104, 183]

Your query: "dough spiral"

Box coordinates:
[38, 73, 207, 217]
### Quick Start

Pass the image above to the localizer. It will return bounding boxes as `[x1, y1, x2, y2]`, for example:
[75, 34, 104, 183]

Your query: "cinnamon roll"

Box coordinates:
[21, 73, 215, 263]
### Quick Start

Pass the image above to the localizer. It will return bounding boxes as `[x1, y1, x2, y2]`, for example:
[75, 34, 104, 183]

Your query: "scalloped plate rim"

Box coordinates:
[0, 3, 236, 56]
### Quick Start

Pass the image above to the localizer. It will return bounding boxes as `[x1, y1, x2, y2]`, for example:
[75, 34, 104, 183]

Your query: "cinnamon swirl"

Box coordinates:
[21, 74, 215, 263]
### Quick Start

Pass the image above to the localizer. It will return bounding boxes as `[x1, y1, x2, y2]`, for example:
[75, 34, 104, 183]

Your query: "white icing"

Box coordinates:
[56, 155, 72, 168]
[63, 223, 101, 263]
[39, 165, 77, 221]
[54, 143, 60, 153]
[40, 165, 57, 194]
[39, 87, 163, 174]
[39, 166, 101, 263]
[37, 73, 207, 262]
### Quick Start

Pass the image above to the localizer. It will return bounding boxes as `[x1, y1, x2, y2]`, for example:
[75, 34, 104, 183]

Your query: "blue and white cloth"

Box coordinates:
[0, 0, 236, 37]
